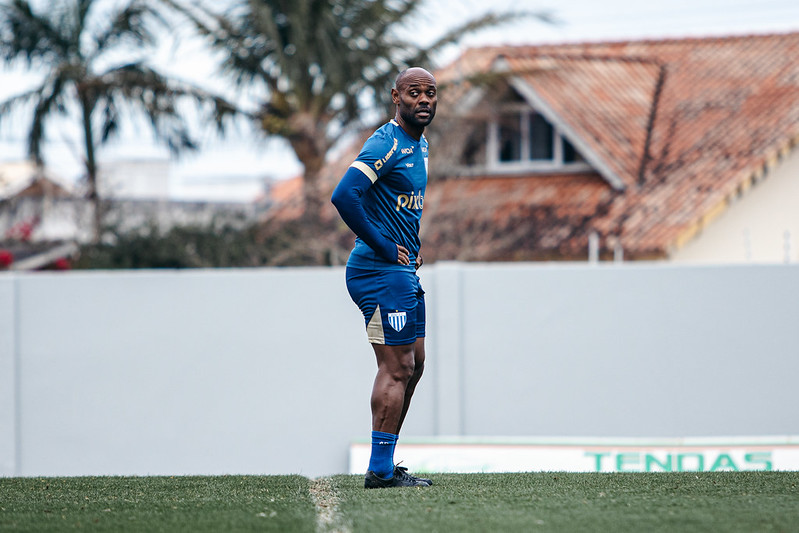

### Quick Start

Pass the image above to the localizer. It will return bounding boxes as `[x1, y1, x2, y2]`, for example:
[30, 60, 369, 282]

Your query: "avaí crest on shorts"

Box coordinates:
[387, 311, 407, 332]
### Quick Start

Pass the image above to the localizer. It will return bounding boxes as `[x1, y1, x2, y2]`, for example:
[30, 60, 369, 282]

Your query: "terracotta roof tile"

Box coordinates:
[421, 172, 614, 261]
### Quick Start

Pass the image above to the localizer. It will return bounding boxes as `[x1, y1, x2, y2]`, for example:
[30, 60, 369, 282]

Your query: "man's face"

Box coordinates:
[393, 70, 437, 129]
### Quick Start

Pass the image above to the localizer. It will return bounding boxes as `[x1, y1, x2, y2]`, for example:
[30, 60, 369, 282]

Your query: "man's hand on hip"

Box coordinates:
[396, 244, 410, 265]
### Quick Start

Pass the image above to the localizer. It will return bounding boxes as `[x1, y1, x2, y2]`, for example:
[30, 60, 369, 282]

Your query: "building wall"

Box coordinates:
[672, 148, 799, 264]
[98, 159, 171, 200]
[0, 262, 797, 478]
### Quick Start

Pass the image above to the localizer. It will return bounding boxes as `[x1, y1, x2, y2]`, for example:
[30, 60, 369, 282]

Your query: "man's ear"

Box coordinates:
[391, 88, 399, 105]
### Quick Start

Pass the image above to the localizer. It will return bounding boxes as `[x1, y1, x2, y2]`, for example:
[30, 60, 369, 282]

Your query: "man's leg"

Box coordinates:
[396, 337, 425, 435]
[388, 337, 433, 486]
[364, 342, 416, 485]
[364, 341, 430, 488]
[371, 343, 416, 433]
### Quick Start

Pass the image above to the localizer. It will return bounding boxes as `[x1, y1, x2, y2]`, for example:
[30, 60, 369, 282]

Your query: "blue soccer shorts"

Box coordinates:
[345, 266, 426, 346]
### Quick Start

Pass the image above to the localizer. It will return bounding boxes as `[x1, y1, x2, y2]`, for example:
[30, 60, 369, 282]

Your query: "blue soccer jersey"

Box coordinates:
[345, 119, 428, 271]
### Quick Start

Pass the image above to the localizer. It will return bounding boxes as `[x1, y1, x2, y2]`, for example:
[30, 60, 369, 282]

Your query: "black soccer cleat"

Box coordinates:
[394, 465, 432, 486]
[364, 468, 430, 489]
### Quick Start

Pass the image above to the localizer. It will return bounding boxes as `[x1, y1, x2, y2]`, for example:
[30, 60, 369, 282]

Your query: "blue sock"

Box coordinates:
[368, 431, 397, 478]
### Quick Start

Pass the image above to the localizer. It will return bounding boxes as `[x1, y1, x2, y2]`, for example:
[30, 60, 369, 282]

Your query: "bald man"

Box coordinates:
[331, 68, 437, 488]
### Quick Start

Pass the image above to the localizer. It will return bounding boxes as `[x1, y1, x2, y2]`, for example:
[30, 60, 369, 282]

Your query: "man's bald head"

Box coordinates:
[394, 67, 436, 91]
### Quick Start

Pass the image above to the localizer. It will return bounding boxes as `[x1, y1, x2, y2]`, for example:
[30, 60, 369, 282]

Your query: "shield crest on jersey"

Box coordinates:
[387, 311, 407, 332]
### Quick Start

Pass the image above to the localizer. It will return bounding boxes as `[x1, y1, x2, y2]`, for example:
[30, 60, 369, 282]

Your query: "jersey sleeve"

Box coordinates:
[331, 167, 398, 263]
[349, 133, 400, 184]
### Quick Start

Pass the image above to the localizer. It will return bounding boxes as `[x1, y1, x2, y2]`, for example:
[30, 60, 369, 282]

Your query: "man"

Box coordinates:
[331, 67, 437, 489]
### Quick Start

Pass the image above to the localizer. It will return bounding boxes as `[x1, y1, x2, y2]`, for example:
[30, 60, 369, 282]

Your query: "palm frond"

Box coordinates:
[90, 0, 165, 62]
[28, 73, 68, 163]
[0, 0, 72, 64]
[93, 62, 238, 153]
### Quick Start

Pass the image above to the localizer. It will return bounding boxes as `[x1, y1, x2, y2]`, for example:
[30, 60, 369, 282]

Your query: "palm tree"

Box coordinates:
[165, 0, 546, 216]
[0, 0, 236, 240]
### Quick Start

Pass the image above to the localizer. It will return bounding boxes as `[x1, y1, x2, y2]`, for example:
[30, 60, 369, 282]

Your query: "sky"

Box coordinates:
[1, 0, 798, 199]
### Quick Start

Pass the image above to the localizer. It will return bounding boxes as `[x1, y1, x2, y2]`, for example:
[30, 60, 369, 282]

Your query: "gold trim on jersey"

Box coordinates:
[367, 305, 385, 344]
[350, 161, 378, 184]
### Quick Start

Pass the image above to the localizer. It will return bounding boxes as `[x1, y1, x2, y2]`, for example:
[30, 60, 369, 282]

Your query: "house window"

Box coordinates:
[486, 106, 588, 172]
[563, 137, 578, 163]
[528, 113, 554, 160]
[498, 114, 522, 162]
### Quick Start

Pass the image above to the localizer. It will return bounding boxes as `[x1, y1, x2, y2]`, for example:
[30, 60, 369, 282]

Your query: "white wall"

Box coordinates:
[449, 263, 799, 437]
[6, 268, 377, 478]
[0, 277, 16, 475]
[672, 148, 799, 263]
[1, 262, 797, 478]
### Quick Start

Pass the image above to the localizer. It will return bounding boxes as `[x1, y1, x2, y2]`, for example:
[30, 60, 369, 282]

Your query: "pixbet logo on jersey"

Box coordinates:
[395, 191, 424, 211]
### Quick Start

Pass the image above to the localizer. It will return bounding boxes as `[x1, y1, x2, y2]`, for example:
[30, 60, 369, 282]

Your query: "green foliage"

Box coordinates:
[75, 222, 272, 269]
[73, 212, 354, 269]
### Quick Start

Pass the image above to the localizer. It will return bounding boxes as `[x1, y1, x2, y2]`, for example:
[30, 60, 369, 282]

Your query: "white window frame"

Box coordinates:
[486, 105, 591, 174]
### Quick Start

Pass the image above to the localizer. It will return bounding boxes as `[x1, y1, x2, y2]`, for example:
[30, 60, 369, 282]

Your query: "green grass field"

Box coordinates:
[1, 472, 798, 532]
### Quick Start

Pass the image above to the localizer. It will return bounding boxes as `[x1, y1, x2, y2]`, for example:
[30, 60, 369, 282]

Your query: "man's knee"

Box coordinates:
[402, 348, 425, 384]
[376, 344, 416, 382]
[397, 361, 416, 385]
[394, 354, 416, 382]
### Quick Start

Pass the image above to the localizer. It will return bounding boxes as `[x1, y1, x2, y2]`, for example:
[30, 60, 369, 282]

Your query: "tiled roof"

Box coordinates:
[421, 32, 799, 261]
[422, 171, 615, 261]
